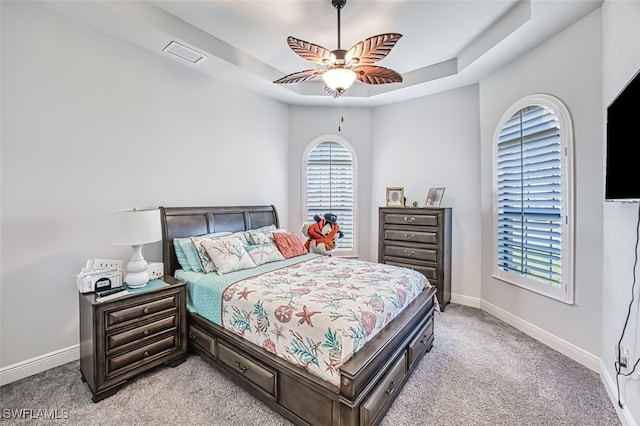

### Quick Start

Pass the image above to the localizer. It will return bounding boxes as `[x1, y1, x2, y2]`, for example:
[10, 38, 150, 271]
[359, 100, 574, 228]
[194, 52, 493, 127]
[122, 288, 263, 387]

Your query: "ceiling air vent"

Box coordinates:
[162, 41, 207, 64]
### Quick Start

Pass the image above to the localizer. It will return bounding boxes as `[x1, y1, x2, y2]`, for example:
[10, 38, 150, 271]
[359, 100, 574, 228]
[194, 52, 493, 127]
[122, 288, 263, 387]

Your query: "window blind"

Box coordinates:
[306, 141, 354, 250]
[496, 105, 562, 286]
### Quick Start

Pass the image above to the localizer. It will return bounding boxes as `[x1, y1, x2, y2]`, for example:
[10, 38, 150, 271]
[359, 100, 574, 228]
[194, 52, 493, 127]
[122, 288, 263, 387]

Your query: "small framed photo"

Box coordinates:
[386, 187, 405, 207]
[425, 187, 445, 207]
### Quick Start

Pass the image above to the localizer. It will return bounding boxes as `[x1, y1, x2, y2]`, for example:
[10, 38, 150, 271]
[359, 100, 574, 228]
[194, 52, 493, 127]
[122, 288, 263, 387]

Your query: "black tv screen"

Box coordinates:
[605, 69, 640, 202]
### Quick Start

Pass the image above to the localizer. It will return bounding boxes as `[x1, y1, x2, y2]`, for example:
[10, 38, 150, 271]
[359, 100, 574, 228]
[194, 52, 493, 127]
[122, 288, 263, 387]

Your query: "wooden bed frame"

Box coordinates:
[160, 205, 436, 426]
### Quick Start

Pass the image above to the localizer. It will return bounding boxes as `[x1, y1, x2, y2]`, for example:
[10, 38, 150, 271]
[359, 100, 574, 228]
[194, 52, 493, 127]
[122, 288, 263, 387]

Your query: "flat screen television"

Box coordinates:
[605, 68, 640, 202]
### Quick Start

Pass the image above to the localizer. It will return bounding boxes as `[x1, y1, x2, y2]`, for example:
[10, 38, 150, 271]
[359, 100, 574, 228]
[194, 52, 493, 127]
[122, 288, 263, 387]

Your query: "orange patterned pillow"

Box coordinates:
[273, 232, 308, 259]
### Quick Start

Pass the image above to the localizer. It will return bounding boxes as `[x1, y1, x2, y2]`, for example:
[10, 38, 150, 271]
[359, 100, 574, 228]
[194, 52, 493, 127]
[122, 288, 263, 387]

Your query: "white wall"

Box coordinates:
[370, 85, 483, 303]
[288, 107, 373, 260]
[479, 10, 604, 360]
[601, 1, 640, 424]
[0, 2, 289, 371]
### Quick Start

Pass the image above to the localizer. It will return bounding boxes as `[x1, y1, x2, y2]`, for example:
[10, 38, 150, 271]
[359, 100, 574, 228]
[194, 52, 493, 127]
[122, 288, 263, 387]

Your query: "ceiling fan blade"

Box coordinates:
[287, 36, 332, 65]
[274, 69, 324, 84]
[354, 65, 403, 85]
[324, 85, 343, 98]
[346, 33, 403, 65]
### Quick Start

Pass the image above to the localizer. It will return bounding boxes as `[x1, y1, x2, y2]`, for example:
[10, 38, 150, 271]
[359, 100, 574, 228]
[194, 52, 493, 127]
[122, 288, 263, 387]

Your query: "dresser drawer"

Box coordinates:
[384, 229, 438, 244]
[106, 294, 178, 329]
[218, 342, 276, 398]
[383, 213, 439, 227]
[408, 317, 434, 367]
[384, 245, 437, 262]
[384, 261, 438, 284]
[106, 334, 176, 376]
[107, 315, 177, 353]
[188, 325, 217, 360]
[361, 352, 407, 426]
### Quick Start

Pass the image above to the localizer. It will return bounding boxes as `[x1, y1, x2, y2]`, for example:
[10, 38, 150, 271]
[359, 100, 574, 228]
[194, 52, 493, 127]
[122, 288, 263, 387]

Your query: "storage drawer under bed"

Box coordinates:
[360, 352, 407, 426]
[218, 341, 277, 399]
[188, 324, 217, 359]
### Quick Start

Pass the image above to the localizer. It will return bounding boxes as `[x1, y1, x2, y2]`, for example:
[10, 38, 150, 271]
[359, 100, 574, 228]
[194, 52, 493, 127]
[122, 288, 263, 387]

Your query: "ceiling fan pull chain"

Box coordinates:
[338, 97, 344, 132]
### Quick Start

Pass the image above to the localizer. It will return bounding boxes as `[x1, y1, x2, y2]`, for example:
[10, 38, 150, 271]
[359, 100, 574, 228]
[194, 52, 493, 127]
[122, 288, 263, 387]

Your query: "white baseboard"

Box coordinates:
[475, 300, 601, 372]
[0, 344, 79, 386]
[450, 292, 481, 308]
[600, 359, 638, 426]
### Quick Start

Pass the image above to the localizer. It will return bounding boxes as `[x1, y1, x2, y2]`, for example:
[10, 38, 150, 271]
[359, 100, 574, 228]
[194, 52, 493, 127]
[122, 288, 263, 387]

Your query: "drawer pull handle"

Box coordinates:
[143, 307, 150, 314]
[385, 381, 396, 394]
[235, 361, 247, 373]
[143, 329, 150, 336]
[403, 250, 415, 256]
[403, 216, 416, 223]
[419, 338, 426, 345]
[404, 233, 415, 240]
[189, 331, 198, 340]
[143, 351, 150, 357]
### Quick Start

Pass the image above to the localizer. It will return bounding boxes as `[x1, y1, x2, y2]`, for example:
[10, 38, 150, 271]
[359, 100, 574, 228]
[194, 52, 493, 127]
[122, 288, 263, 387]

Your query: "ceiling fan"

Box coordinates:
[273, 0, 403, 98]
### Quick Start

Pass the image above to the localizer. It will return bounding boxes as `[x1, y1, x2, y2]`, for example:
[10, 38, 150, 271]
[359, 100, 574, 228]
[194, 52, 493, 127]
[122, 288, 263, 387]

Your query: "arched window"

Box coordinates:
[493, 94, 574, 303]
[303, 137, 357, 257]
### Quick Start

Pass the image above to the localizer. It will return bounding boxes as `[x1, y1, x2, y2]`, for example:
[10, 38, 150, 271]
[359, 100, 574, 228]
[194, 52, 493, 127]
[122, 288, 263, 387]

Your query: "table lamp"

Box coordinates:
[110, 208, 161, 288]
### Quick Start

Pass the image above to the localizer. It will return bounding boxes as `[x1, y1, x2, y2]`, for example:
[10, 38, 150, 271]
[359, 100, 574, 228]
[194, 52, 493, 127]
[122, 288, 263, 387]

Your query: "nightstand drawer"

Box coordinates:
[107, 315, 177, 353]
[384, 245, 437, 262]
[384, 229, 438, 244]
[218, 341, 276, 398]
[384, 213, 439, 227]
[106, 294, 177, 329]
[107, 334, 176, 376]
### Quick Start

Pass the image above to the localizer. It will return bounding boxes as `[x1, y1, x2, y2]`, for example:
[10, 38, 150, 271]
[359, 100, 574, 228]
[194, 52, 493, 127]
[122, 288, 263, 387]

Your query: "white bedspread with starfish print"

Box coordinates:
[219, 255, 426, 387]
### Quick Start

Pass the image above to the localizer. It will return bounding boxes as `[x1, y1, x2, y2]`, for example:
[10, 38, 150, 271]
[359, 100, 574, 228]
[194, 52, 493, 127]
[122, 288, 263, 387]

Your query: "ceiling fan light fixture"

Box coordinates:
[322, 67, 357, 92]
[273, 0, 403, 98]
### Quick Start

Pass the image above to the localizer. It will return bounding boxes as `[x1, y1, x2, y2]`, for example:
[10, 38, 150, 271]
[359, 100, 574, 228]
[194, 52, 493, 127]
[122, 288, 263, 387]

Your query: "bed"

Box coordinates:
[160, 205, 436, 426]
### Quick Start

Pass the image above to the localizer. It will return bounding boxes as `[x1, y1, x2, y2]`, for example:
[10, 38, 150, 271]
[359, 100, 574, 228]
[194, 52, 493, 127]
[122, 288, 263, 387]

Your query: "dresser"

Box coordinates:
[79, 277, 187, 402]
[378, 207, 452, 310]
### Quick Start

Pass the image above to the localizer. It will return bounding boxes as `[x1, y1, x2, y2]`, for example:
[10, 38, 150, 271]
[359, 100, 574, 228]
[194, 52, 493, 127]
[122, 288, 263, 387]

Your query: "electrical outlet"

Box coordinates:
[615, 345, 629, 372]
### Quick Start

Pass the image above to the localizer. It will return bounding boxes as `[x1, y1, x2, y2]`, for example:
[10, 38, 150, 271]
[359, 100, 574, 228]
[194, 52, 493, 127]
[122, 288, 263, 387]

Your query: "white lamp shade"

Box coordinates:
[110, 209, 162, 246]
[322, 68, 357, 91]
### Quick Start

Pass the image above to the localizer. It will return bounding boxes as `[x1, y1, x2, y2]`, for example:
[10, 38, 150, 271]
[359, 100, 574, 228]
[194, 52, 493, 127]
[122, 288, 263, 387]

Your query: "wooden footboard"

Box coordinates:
[187, 287, 436, 426]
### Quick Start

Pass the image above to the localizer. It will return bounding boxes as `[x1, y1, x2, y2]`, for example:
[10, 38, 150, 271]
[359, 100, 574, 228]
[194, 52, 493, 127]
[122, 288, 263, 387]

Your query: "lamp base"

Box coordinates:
[125, 271, 150, 288]
[126, 245, 150, 288]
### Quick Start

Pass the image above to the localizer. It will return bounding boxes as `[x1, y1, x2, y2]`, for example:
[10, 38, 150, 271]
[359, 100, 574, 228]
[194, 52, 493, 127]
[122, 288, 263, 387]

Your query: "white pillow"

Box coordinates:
[246, 225, 277, 245]
[189, 232, 232, 273]
[201, 238, 257, 275]
[246, 244, 285, 265]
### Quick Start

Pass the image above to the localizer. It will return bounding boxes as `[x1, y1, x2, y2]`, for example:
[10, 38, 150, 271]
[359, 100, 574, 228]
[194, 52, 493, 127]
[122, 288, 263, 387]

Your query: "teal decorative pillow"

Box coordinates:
[245, 244, 285, 265]
[201, 238, 257, 275]
[175, 237, 204, 272]
[173, 239, 191, 271]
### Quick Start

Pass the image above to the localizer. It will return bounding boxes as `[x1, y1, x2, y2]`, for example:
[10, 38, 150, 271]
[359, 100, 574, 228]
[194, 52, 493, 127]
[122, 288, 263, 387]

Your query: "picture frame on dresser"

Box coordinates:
[386, 187, 405, 207]
[425, 187, 445, 207]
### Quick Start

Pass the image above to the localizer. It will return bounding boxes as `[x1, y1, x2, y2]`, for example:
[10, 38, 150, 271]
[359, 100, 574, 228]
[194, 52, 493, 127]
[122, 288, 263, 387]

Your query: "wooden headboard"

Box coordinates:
[159, 205, 279, 277]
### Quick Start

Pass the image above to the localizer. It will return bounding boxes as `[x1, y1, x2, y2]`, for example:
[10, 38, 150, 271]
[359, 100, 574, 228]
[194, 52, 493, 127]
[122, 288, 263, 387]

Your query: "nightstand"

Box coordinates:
[79, 276, 187, 402]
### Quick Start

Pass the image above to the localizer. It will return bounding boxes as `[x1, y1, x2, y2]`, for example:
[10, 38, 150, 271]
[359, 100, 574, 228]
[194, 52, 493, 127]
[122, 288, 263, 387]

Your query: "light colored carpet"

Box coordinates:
[0, 304, 619, 425]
